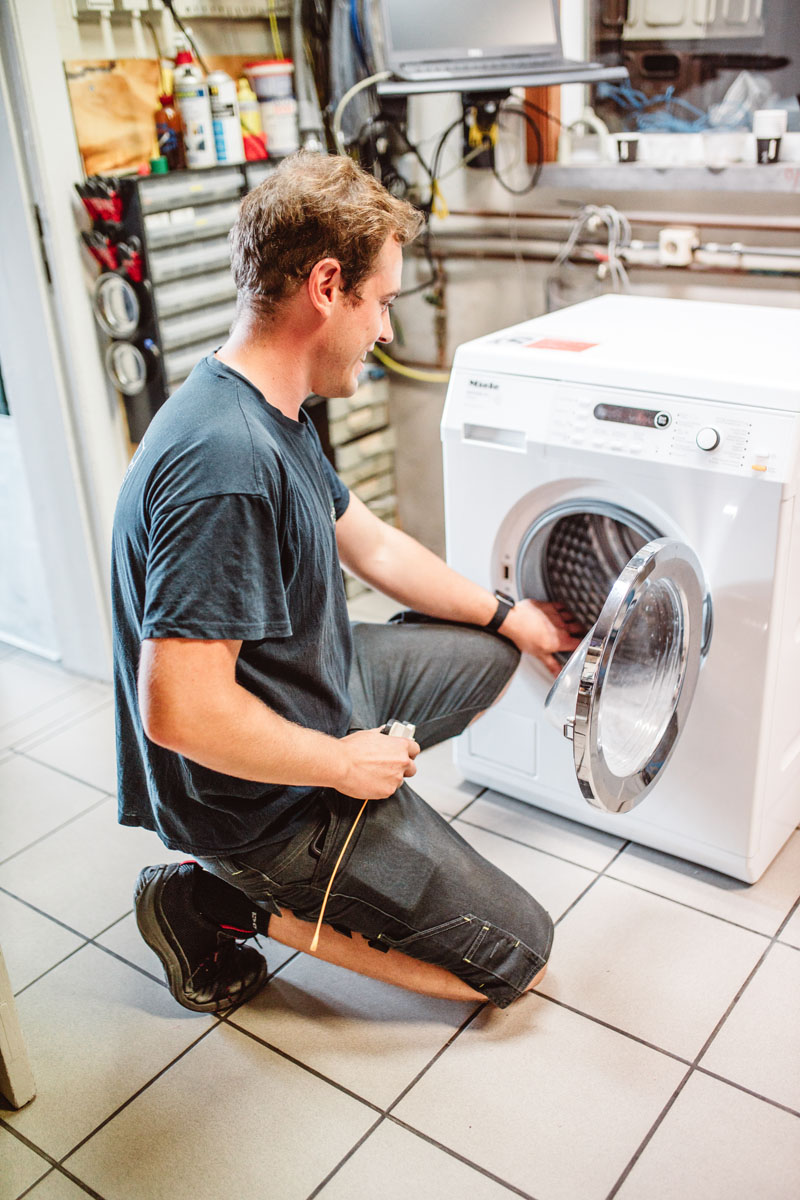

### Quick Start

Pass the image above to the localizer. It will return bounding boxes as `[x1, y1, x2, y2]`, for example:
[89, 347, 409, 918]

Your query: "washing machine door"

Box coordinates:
[544, 538, 705, 815]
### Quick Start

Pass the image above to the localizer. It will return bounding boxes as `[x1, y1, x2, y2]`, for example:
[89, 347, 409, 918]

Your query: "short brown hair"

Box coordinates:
[229, 152, 424, 318]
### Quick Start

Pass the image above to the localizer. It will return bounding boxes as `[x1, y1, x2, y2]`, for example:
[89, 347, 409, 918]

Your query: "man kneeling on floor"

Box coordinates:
[111, 152, 579, 1015]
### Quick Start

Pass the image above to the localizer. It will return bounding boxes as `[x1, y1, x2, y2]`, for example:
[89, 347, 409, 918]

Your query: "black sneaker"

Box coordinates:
[134, 863, 268, 1013]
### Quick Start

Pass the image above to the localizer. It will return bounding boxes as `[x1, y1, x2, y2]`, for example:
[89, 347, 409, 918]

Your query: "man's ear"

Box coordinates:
[307, 257, 343, 317]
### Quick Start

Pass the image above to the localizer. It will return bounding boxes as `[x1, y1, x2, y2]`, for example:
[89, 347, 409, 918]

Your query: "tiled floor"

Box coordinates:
[1, 601, 799, 1200]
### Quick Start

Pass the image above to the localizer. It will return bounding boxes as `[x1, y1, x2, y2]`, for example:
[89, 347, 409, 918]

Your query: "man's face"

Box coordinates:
[315, 235, 402, 399]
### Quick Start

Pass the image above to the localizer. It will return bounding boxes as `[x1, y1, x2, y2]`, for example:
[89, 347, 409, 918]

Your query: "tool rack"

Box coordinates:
[77, 162, 275, 442]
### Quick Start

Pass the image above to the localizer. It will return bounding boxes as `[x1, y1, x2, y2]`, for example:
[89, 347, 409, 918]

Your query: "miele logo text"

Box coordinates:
[469, 379, 499, 389]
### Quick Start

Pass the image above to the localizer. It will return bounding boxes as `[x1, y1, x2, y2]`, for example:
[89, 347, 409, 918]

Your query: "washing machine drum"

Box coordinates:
[517, 507, 707, 815]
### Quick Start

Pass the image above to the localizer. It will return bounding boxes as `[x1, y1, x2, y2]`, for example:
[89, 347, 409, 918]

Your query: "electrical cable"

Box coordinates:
[161, 0, 209, 75]
[492, 103, 543, 195]
[516, 94, 566, 129]
[142, 15, 169, 95]
[549, 204, 632, 299]
[332, 70, 392, 152]
[268, 0, 285, 60]
[371, 345, 450, 383]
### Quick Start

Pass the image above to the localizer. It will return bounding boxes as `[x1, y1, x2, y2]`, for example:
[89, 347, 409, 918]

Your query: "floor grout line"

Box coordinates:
[221, 1018, 385, 1115]
[303, 1115, 387, 1200]
[56, 1022, 223, 1169]
[0, 791, 113, 869]
[602, 890, 800, 1199]
[385, 1116, 541, 1200]
[9, 748, 116, 797]
[9, 694, 114, 754]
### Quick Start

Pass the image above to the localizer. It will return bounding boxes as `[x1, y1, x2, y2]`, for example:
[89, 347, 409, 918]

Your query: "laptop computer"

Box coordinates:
[377, 0, 628, 96]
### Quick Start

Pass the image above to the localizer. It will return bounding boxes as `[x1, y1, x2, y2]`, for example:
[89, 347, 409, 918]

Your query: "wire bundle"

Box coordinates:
[549, 204, 632, 298]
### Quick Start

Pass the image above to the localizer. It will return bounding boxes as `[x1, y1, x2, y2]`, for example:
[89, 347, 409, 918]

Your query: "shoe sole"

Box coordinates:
[134, 866, 267, 1014]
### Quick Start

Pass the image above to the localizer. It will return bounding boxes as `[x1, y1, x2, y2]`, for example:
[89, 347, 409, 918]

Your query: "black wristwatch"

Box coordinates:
[484, 590, 515, 634]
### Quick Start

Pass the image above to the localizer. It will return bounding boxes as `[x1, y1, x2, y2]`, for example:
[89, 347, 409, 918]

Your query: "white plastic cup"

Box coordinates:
[752, 109, 787, 164]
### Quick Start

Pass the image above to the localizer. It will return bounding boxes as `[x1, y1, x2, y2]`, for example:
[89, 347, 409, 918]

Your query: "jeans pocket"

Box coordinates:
[380, 913, 546, 1009]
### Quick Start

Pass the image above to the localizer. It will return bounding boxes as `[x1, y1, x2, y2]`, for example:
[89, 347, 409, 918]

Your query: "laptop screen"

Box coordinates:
[381, 0, 560, 63]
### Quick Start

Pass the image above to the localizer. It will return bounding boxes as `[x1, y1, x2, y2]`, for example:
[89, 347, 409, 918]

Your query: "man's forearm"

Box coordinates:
[146, 679, 346, 788]
[349, 523, 497, 627]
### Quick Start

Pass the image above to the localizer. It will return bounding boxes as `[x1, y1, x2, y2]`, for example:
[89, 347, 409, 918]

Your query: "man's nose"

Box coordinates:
[378, 309, 394, 344]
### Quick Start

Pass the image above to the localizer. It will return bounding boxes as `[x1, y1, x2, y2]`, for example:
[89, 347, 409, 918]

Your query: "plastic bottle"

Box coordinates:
[173, 39, 216, 167]
[237, 77, 268, 160]
[208, 70, 245, 164]
[154, 94, 186, 170]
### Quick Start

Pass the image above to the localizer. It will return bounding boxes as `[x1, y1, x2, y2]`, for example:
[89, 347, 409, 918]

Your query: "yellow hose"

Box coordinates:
[372, 346, 451, 383]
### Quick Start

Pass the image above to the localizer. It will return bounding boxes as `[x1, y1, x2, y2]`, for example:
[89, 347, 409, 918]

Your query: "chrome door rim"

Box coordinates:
[573, 538, 705, 815]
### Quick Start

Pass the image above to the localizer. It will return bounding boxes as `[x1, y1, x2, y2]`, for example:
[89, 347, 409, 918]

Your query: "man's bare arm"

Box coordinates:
[336, 493, 580, 674]
[138, 637, 418, 799]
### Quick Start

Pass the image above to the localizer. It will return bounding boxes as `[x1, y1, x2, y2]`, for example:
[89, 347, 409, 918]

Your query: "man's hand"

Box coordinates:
[335, 728, 421, 800]
[498, 599, 584, 677]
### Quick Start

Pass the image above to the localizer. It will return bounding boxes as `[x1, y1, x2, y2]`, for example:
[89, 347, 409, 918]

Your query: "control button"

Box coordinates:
[751, 449, 770, 473]
[696, 427, 721, 452]
[654, 412, 671, 429]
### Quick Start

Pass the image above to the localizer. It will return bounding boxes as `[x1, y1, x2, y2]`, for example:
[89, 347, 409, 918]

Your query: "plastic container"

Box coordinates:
[245, 60, 295, 100]
[154, 94, 186, 171]
[173, 44, 216, 167]
[208, 70, 245, 164]
[245, 60, 299, 156]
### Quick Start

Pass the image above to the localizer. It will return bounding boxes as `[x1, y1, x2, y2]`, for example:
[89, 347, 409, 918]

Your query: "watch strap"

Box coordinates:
[484, 590, 515, 634]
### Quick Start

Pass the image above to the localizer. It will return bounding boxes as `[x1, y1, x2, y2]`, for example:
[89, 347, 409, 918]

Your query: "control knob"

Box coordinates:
[696, 427, 720, 452]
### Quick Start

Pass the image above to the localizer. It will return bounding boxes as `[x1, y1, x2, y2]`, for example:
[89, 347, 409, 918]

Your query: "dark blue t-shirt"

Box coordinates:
[111, 356, 352, 854]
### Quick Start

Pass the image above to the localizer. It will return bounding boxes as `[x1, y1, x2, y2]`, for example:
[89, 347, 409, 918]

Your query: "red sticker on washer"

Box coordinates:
[527, 338, 598, 351]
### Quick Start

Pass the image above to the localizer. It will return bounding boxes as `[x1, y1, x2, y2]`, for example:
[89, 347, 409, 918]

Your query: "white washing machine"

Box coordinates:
[441, 295, 800, 882]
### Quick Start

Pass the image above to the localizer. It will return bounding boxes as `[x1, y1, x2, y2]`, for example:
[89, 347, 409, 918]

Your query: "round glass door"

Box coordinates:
[544, 538, 706, 815]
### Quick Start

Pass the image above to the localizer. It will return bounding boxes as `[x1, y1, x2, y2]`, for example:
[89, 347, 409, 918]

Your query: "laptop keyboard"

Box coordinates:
[405, 55, 581, 78]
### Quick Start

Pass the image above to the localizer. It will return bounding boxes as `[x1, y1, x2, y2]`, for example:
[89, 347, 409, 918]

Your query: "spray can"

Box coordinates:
[208, 70, 245, 164]
[173, 42, 216, 167]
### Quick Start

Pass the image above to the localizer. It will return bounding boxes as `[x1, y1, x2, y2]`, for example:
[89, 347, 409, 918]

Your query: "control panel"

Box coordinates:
[549, 384, 798, 482]
[448, 370, 798, 483]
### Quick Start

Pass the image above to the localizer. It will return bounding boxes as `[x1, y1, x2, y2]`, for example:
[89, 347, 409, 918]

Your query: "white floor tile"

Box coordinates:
[1, 944, 214, 1159]
[316, 1118, 520, 1199]
[0, 753, 105, 864]
[393, 994, 687, 1200]
[608, 831, 800, 936]
[700, 942, 800, 1112]
[0, 656, 83, 737]
[459, 787, 624, 872]
[18, 1171, 95, 1200]
[0, 680, 110, 755]
[21, 702, 117, 793]
[452, 819, 596, 922]
[0, 891, 84, 993]
[616, 1072, 800, 1200]
[0, 1126, 49, 1199]
[0, 798, 185, 938]
[413, 739, 482, 817]
[778, 902, 800, 950]
[64, 1023, 376, 1200]
[230, 953, 475, 1109]
[539, 876, 768, 1059]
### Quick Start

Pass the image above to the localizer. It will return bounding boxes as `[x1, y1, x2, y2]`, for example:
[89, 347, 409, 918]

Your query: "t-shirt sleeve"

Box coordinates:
[141, 492, 292, 640]
[321, 453, 350, 520]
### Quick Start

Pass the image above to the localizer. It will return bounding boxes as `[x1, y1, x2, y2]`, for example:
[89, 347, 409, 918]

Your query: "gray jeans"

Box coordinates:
[198, 620, 554, 1008]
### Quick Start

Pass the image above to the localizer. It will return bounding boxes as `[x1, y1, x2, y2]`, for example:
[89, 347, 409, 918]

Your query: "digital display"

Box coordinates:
[594, 403, 671, 429]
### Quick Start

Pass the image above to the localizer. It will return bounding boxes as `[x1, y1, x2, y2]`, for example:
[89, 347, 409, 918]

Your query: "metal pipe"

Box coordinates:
[440, 208, 800, 234]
